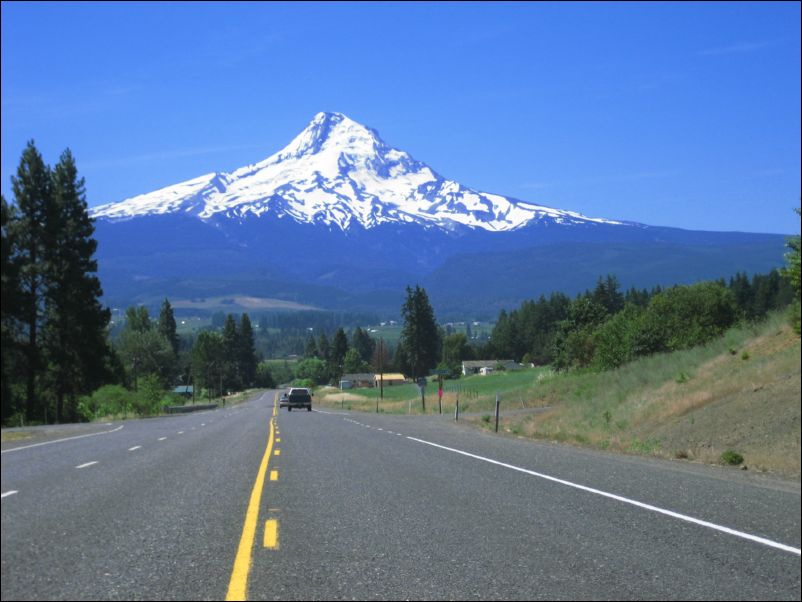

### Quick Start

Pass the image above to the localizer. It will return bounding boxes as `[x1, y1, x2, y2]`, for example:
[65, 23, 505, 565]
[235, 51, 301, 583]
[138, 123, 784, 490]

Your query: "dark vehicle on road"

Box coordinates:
[279, 388, 312, 411]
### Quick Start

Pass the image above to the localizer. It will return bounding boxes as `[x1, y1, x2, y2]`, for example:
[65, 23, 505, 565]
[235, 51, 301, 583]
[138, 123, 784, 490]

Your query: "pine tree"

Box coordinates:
[222, 314, 241, 391]
[158, 298, 179, 355]
[399, 285, 440, 378]
[43, 149, 111, 421]
[10, 141, 53, 421]
[1, 195, 23, 422]
[192, 330, 224, 400]
[239, 313, 257, 387]
[330, 327, 349, 379]
[351, 326, 375, 363]
[317, 332, 330, 362]
[304, 334, 319, 358]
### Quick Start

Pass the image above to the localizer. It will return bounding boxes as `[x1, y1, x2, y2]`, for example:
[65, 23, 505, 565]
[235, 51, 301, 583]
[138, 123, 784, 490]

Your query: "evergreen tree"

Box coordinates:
[42, 149, 111, 421]
[239, 313, 257, 387]
[304, 334, 319, 358]
[399, 285, 440, 378]
[1, 195, 23, 422]
[351, 326, 375, 363]
[222, 314, 241, 391]
[330, 327, 349, 379]
[592, 274, 625, 315]
[10, 141, 53, 421]
[317, 333, 330, 362]
[191, 330, 224, 400]
[158, 298, 179, 355]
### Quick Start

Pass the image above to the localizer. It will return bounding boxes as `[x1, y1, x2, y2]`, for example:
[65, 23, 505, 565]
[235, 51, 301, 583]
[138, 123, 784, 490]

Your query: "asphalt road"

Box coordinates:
[2, 391, 799, 600]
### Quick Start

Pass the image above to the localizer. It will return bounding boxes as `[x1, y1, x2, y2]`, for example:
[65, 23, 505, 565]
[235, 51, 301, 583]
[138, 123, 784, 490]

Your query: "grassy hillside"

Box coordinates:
[316, 311, 801, 479]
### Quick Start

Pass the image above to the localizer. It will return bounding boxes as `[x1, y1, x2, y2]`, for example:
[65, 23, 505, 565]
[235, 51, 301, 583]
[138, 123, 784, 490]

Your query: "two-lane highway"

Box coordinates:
[2, 392, 800, 600]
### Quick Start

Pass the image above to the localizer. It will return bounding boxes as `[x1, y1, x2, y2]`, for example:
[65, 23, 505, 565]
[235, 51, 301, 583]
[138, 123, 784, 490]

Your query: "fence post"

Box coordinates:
[455, 391, 460, 422]
[494, 392, 500, 433]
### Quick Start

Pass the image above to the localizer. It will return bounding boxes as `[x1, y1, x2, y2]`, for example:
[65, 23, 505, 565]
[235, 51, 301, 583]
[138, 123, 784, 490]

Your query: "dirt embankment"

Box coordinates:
[643, 326, 801, 478]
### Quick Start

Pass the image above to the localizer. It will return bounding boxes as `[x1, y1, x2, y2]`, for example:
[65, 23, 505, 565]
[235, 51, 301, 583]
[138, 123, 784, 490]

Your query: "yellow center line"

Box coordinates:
[263, 519, 279, 549]
[225, 394, 278, 601]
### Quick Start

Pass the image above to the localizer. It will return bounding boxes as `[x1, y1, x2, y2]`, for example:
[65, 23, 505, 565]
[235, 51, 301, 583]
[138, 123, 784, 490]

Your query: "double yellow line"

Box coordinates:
[226, 395, 279, 601]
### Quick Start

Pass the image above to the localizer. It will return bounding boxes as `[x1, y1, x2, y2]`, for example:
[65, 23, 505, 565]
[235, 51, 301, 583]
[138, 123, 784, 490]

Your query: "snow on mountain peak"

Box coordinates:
[90, 112, 622, 232]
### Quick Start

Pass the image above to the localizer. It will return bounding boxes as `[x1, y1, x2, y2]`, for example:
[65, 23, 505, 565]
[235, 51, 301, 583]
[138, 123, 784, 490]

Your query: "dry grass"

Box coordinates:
[480, 313, 801, 478]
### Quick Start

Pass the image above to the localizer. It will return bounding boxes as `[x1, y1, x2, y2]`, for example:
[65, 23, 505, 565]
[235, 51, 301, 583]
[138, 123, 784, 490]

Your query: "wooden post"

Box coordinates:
[496, 392, 501, 432]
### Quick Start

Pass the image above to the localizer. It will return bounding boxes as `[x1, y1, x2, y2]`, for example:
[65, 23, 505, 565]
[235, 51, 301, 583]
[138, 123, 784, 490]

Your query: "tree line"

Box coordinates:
[487, 267, 798, 371]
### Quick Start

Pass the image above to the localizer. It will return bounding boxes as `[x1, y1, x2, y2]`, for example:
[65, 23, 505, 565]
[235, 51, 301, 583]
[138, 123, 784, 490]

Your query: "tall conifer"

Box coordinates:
[10, 141, 52, 421]
[399, 285, 440, 378]
[44, 149, 111, 421]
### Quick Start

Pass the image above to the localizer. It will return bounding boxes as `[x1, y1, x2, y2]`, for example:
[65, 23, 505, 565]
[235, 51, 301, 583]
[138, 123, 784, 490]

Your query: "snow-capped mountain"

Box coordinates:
[90, 111, 787, 316]
[91, 111, 622, 232]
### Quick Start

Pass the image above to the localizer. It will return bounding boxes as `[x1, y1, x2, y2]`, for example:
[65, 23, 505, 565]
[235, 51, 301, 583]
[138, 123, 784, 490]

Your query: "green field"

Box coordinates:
[316, 366, 553, 415]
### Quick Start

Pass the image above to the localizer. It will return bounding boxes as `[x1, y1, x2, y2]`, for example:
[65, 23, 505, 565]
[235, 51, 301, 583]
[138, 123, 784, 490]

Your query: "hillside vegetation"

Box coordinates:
[491, 312, 800, 478]
[318, 312, 800, 479]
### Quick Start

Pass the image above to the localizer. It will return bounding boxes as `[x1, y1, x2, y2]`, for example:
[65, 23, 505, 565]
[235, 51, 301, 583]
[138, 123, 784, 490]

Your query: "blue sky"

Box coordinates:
[2, 1, 800, 234]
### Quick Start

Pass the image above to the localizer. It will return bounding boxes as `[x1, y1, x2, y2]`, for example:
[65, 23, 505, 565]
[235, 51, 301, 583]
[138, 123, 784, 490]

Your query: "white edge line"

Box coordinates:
[128, 446, 142, 451]
[1, 425, 124, 454]
[1, 490, 19, 499]
[75, 461, 99, 469]
[406, 436, 801, 557]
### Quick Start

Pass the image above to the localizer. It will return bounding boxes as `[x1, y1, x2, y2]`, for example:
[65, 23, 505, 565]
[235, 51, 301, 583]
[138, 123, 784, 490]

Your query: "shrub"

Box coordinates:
[720, 450, 744, 465]
[294, 358, 328, 386]
[591, 306, 642, 370]
[78, 385, 134, 420]
[131, 374, 165, 416]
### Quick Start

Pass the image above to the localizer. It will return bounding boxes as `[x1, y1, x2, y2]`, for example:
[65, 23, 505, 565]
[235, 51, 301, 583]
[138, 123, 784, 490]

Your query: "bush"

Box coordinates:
[720, 450, 744, 466]
[131, 374, 165, 416]
[78, 385, 134, 420]
[294, 358, 329, 386]
[591, 306, 643, 370]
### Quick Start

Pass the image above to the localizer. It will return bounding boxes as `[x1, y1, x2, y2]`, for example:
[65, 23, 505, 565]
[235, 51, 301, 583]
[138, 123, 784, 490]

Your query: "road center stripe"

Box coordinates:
[406, 436, 801, 557]
[263, 520, 279, 549]
[225, 395, 278, 601]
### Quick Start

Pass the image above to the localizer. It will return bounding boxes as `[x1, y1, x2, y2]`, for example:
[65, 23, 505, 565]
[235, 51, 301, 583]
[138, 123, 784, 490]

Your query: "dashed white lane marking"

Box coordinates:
[75, 461, 99, 469]
[1, 490, 19, 499]
[158, 437, 167, 441]
[128, 446, 142, 451]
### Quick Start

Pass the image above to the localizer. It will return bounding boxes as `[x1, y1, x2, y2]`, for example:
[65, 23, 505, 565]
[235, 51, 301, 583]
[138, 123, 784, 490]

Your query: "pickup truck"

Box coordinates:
[279, 388, 313, 412]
